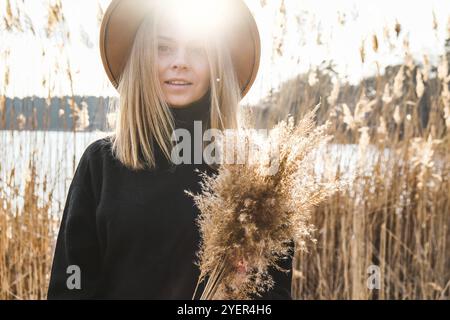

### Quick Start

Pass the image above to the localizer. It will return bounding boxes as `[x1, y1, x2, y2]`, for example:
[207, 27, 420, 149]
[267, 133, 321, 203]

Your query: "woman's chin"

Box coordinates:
[166, 97, 195, 108]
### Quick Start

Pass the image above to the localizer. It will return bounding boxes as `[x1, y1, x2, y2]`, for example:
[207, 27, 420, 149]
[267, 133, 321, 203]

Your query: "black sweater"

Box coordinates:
[47, 93, 293, 300]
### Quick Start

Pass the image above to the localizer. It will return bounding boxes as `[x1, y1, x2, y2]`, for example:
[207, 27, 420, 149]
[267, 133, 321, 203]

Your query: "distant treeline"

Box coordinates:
[0, 95, 114, 131]
[249, 62, 449, 144]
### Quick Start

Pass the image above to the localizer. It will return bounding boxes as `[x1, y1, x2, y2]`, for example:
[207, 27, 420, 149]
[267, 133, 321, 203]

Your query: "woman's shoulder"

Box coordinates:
[75, 135, 116, 174]
[86, 135, 113, 153]
[82, 135, 114, 160]
[71, 135, 115, 199]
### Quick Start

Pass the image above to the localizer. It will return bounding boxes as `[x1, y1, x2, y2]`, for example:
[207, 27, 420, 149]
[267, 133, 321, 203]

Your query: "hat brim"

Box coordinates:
[99, 0, 261, 99]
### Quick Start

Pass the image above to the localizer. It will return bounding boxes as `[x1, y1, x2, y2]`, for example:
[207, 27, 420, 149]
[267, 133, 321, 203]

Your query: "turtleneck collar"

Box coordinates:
[168, 88, 211, 130]
[150, 89, 212, 172]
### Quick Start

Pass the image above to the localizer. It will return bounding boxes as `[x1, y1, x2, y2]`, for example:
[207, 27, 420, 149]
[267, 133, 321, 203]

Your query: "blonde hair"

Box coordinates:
[106, 4, 243, 171]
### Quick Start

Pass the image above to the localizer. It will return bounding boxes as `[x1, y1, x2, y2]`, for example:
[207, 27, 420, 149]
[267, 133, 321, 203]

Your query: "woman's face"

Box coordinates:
[156, 17, 211, 108]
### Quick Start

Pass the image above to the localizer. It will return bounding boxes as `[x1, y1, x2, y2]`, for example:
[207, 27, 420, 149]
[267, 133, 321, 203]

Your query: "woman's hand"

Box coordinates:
[235, 258, 248, 273]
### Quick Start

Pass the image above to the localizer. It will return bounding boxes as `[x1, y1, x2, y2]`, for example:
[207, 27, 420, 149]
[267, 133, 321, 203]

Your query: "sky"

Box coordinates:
[0, 0, 449, 105]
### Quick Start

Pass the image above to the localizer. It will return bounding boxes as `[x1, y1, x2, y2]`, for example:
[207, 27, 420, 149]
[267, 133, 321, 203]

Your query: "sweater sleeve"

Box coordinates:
[47, 143, 102, 299]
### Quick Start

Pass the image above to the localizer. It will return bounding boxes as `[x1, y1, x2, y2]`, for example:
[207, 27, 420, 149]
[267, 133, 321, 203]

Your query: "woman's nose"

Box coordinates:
[171, 48, 189, 69]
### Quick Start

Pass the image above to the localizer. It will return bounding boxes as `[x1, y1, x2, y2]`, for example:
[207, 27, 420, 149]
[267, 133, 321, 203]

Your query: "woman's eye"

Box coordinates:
[158, 45, 172, 54]
[190, 47, 205, 57]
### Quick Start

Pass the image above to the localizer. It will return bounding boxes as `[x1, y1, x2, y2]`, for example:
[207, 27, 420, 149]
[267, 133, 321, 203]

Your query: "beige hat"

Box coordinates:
[99, 0, 261, 98]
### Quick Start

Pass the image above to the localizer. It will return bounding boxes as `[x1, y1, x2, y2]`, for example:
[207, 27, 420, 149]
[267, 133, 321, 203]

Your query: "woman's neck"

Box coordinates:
[168, 89, 211, 129]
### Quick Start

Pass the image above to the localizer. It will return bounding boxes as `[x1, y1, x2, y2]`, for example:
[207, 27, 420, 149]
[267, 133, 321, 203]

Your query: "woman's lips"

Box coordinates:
[164, 82, 193, 91]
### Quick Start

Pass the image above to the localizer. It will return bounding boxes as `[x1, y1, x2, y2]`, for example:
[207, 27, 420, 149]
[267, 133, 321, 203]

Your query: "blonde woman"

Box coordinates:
[47, 0, 293, 300]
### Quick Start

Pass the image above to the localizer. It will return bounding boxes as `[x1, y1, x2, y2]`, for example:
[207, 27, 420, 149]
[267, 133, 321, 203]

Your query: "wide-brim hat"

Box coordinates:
[99, 0, 261, 99]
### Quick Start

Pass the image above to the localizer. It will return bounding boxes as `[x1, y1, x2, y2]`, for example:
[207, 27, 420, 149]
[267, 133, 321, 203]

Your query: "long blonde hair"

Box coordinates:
[109, 5, 242, 171]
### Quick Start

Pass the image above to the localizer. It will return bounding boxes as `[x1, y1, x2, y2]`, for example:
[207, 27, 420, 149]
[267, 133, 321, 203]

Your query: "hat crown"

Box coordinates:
[99, 0, 260, 99]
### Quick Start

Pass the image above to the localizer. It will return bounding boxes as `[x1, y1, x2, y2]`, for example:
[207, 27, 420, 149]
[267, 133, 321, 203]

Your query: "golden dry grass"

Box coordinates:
[0, 0, 449, 300]
[189, 106, 349, 299]
[250, 44, 450, 301]
[0, 160, 58, 299]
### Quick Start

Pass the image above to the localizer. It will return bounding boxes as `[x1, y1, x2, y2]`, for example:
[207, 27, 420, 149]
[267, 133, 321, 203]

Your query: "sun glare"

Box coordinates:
[152, 0, 235, 41]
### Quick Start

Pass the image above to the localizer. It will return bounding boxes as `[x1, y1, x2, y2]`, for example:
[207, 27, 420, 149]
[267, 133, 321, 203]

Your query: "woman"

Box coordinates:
[47, 0, 293, 300]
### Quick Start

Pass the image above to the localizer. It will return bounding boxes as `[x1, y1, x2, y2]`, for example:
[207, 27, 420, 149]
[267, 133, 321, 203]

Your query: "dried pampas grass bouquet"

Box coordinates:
[187, 104, 346, 300]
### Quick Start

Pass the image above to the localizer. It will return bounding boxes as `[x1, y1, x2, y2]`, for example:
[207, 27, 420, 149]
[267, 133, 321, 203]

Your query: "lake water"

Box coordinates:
[0, 130, 110, 216]
[1, 130, 437, 217]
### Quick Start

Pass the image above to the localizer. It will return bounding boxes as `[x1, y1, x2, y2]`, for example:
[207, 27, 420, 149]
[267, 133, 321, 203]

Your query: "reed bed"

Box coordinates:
[0, 160, 58, 299]
[249, 54, 450, 300]
[0, 0, 449, 299]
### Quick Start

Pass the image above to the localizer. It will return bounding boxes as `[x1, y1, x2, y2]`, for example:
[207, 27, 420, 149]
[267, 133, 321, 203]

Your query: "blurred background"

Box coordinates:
[0, 0, 449, 299]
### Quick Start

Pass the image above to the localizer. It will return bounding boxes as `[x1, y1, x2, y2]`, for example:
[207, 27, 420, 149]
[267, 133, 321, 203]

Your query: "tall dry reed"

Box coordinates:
[0, 0, 448, 300]
[189, 105, 349, 299]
